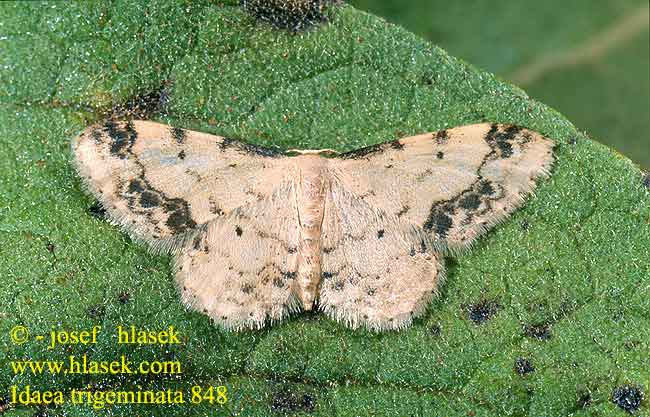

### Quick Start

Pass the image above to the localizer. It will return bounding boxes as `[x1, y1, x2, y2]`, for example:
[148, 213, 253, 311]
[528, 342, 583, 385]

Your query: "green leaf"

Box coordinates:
[0, 1, 648, 416]
[349, 0, 650, 169]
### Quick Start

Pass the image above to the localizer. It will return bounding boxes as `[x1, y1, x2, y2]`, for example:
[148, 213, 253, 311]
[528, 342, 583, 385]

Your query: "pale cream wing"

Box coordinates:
[318, 178, 443, 331]
[333, 123, 554, 251]
[176, 182, 302, 331]
[72, 120, 289, 252]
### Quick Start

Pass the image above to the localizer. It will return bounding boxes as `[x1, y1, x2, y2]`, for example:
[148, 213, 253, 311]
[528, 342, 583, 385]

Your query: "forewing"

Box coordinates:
[72, 120, 288, 251]
[333, 123, 554, 251]
[318, 179, 443, 331]
[175, 182, 301, 330]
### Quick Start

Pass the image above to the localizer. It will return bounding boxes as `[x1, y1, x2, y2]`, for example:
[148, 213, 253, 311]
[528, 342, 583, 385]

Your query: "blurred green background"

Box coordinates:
[349, 0, 650, 169]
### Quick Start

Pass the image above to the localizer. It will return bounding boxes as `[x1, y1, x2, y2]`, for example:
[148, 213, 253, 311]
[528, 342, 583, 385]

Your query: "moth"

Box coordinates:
[72, 121, 554, 331]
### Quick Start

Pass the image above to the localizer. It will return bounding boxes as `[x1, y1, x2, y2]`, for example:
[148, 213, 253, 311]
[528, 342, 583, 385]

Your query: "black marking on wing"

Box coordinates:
[422, 124, 536, 241]
[171, 127, 186, 144]
[104, 122, 198, 236]
[340, 142, 386, 159]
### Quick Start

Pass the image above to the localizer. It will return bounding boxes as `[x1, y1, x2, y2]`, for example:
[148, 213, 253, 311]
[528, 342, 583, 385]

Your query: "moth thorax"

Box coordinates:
[295, 158, 327, 310]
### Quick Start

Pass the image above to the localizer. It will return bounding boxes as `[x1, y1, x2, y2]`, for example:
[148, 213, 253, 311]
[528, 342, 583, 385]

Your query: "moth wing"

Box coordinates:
[318, 178, 443, 331]
[175, 181, 302, 330]
[333, 123, 554, 251]
[72, 120, 289, 252]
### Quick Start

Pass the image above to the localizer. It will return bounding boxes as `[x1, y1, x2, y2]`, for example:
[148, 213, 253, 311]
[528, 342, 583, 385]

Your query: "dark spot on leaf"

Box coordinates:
[524, 323, 552, 340]
[429, 324, 441, 337]
[45, 242, 55, 253]
[87, 304, 105, 320]
[376, 229, 385, 239]
[235, 226, 243, 236]
[242, 0, 338, 32]
[117, 291, 130, 304]
[576, 389, 592, 408]
[520, 219, 530, 231]
[468, 300, 499, 324]
[514, 358, 535, 375]
[569, 137, 578, 145]
[112, 83, 170, 119]
[271, 387, 315, 413]
[612, 385, 644, 413]
[642, 172, 650, 189]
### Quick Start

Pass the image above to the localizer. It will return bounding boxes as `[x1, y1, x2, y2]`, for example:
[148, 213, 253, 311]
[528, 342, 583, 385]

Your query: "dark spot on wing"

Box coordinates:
[282, 271, 297, 280]
[467, 299, 499, 324]
[273, 277, 285, 288]
[397, 205, 409, 217]
[390, 140, 404, 150]
[436, 151, 444, 159]
[171, 127, 186, 144]
[423, 210, 453, 238]
[612, 385, 644, 413]
[105, 121, 135, 158]
[459, 193, 481, 210]
[435, 129, 448, 144]
[514, 358, 535, 375]
[177, 150, 186, 160]
[366, 288, 376, 296]
[497, 140, 513, 157]
[340, 142, 384, 159]
[128, 178, 146, 193]
[478, 180, 495, 196]
[376, 229, 385, 239]
[241, 284, 254, 294]
[235, 226, 243, 237]
[484, 124, 523, 158]
[288, 246, 297, 254]
[140, 191, 161, 208]
[164, 198, 197, 234]
[333, 281, 344, 290]
[322, 272, 335, 280]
